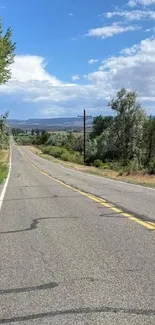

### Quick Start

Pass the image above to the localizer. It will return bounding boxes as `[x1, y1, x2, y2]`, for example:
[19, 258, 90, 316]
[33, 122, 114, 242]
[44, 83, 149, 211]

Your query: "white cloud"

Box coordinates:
[145, 27, 155, 32]
[1, 40, 155, 117]
[87, 22, 140, 39]
[128, 0, 155, 7]
[69, 12, 74, 16]
[11, 55, 61, 85]
[0, 55, 106, 116]
[88, 59, 99, 64]
[72, 74, 80, 81]
[85, 38, 155, 105]
[106, 10, 155, 20]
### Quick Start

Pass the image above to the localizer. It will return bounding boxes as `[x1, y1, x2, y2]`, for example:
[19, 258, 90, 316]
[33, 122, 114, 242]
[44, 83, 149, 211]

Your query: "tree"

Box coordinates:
[74, 134, 84, 154]
[0, 111, 9, 148]
[109, 88, 146, 164]
[143, 116, 155, 167]
[0, 20, 16, 84]
[90, 115, 113, 138]
[85, 138, 98, 163]
[65, 132, 76, 151]
[39, 130, 51, 144]
[12, 128, 25, 136]
[97, 127, 119, 162]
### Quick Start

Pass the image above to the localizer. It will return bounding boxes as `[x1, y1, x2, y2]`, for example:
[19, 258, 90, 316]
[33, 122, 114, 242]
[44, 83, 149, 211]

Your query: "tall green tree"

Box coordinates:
[0, 19, 16, 84]
[90, 115, 113, 138]
[143, 116, 155, 167]
[0, 111, 9, 148]
[0, 19, 15, 148]
[109, 88, 146, 164]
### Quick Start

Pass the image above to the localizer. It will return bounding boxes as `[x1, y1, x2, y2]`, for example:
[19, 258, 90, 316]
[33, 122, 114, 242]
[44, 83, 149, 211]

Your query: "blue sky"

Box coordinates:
[0, 0, 155, 118]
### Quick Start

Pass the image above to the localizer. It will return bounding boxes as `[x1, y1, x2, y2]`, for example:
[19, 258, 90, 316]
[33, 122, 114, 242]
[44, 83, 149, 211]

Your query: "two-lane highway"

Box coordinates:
[0, 143, 155, 324]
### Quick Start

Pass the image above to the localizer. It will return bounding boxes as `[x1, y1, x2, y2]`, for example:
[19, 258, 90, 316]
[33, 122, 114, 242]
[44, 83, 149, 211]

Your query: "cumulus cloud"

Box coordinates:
[128, 0, 155, 7]
[88, 59, 99, 64]
[0, 55, 107, 116]
[11, 55, 61, 85]
[1, 40, 155, 117]
[72, 74, 80, 81]
[85, 38, 155, 104]
[87, 22, 140, 39]
[105, 10, 155, 20]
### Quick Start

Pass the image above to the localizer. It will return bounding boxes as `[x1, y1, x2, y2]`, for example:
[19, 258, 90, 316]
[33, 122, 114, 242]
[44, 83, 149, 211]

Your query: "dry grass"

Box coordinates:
[0, 150, 9, 163]
[27, 146, 155, 188]
[0, 149, 9, 184]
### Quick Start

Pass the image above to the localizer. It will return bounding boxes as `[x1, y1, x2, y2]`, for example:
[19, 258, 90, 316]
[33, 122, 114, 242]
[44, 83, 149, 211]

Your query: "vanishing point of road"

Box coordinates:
[0, 143, 155, 324]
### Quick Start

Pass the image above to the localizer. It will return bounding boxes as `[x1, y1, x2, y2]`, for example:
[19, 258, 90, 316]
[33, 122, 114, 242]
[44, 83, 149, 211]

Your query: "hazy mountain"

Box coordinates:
[8, 117, 94, 130]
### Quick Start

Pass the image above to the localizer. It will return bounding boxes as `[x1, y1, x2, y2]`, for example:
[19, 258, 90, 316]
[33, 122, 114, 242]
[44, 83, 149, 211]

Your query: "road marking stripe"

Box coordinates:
[18, 147, 155, 232]
[0, 145, 12, 211]
[147, 221, 155, 226]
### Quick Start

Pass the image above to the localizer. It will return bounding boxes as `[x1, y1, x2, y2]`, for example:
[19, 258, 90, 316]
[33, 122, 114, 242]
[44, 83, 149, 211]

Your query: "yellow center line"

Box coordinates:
[18, 148, 155, 232]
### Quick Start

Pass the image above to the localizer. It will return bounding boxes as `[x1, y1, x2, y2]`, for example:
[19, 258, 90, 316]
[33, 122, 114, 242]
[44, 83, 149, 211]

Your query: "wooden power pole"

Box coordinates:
[79, 109, 92, 163]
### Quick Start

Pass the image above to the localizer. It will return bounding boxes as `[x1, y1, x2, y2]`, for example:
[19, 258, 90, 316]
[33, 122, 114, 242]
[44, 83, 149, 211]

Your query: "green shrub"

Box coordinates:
[147, 156, 155, 175]
[109, 161, 122, 171]
[118, 169, 124, 176]
[0, 164, 8, 183]
[72, 152, 83, 164]
[124, 158, 141, 175]
[41, 146, 83, 164]
[93, 159, 104, 168]
[60, 152, 71, 161]
[14, 135, 35, 146]
[42, 146, 64, 158]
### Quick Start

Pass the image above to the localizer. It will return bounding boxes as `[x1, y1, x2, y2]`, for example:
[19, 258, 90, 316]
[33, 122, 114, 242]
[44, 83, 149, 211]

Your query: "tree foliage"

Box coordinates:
[90, 115, 113, 138]
[0, 112, 9, 149]
[0, 20, 16, 84]
[109, 88, 147, 163]
[0, 20, 15, 149]
[12, 88, 155, 174]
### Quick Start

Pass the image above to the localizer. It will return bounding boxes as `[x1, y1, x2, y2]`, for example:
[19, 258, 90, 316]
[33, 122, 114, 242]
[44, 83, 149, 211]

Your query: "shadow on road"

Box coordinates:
[0, 282, 58, 295]
[0, 305, 155, 323]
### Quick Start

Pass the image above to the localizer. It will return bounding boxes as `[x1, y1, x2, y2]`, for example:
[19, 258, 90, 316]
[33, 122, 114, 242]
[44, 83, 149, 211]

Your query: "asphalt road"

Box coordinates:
[0, 143, 155, 324]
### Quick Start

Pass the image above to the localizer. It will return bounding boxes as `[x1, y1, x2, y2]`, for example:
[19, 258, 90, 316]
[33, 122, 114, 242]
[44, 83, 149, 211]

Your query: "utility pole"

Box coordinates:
[78, 109, 92, 163]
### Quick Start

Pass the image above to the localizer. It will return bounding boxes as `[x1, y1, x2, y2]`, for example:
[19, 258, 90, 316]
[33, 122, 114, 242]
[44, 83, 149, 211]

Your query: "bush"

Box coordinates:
[118, 169, 124, 176]
[147, 156, 155, 175]
[93, 159, 104, 168]
[14, 135, 35, 146]
[0, 134, 9, 149]
[124, 158, 142, 175]
[71, 152, 83, 164]
[42, 146, 64, 158]
[109, 161, 122, 171]
[102, 163, 109, 169]
[60, 151, 71, 161]
[41, 146, 83, 164]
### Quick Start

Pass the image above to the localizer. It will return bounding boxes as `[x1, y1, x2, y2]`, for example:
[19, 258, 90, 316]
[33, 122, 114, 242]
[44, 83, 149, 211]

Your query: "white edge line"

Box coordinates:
[0, 144, 12, 210]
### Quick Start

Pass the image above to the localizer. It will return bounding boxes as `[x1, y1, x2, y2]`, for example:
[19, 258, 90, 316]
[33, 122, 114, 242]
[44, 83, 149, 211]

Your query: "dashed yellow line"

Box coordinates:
[18, 148, 155, 232]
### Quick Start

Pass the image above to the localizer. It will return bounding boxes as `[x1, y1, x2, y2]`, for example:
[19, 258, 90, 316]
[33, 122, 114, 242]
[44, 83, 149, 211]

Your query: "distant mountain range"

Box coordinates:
[8, 117, 94, 130]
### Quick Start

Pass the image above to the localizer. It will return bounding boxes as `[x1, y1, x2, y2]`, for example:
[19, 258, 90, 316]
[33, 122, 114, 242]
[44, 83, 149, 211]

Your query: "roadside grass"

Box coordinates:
[27, 146, 155, 188]
[0, 150, 9, 184]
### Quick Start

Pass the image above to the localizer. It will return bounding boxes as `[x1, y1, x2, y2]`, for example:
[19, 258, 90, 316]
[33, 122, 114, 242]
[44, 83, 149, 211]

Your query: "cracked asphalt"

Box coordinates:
[0, 144, 155, 324]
